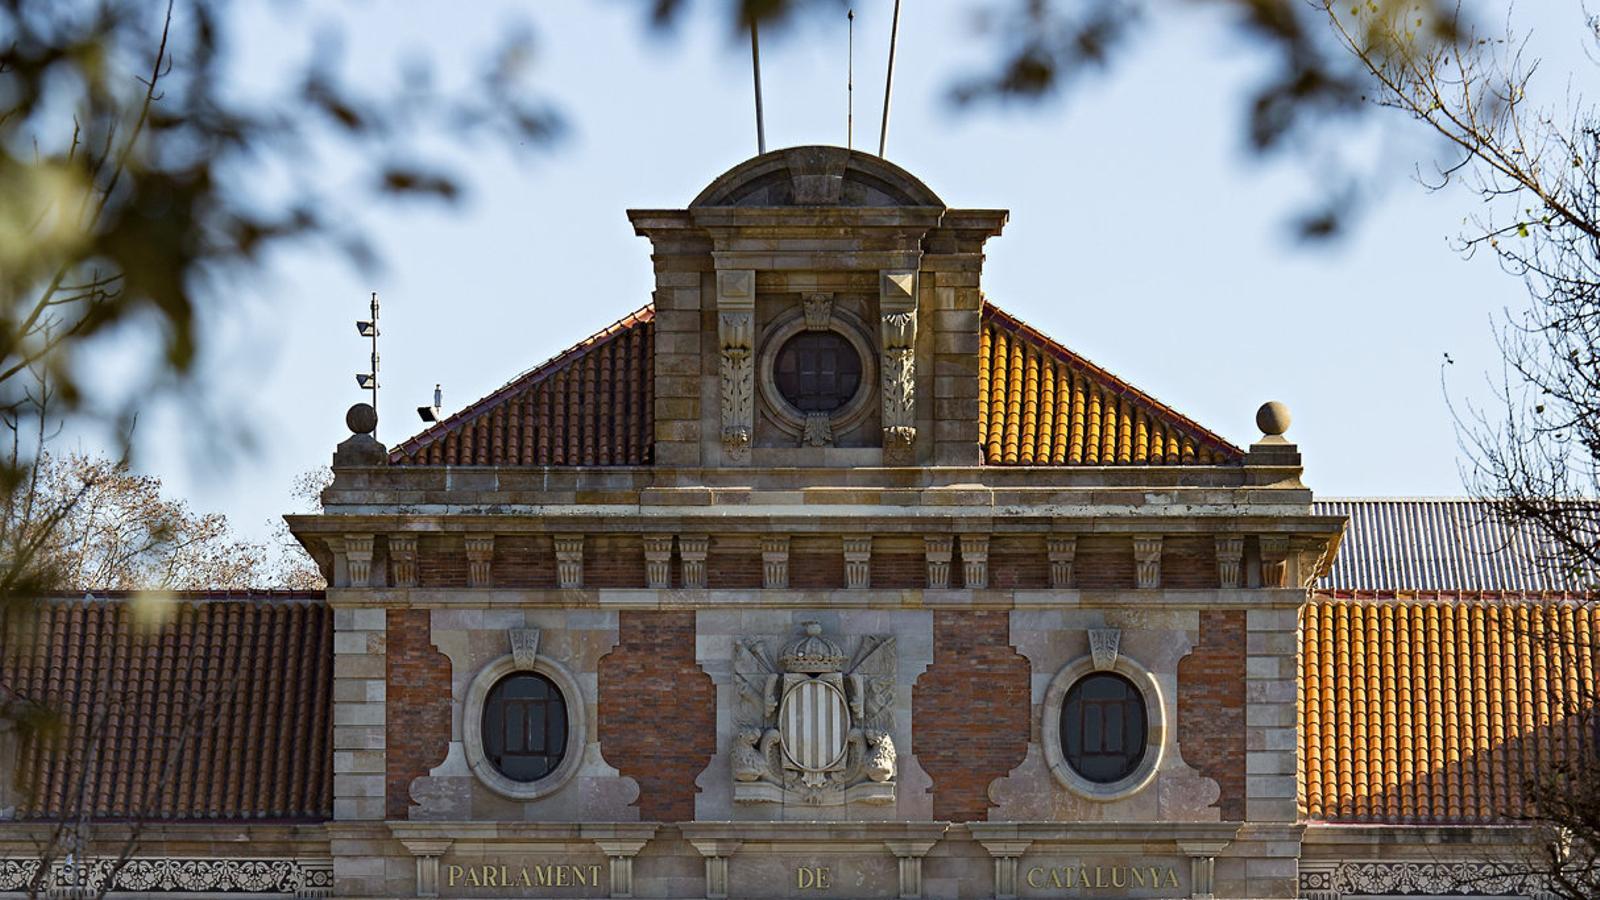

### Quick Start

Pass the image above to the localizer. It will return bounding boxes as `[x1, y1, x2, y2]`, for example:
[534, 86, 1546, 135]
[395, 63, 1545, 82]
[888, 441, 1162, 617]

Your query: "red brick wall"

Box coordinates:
[1074, 536, 1135, 588]
[1162, 537, 1219, 589]
[988, 537, 1048, 589]
[1177, 609, 1246, 820]
[707, 536, 762, 589]
[912, 610, 1031, 821]
[597, 611, 716, 820]
[789, 537, 845, 589]
[587, 535, 646, 588]
[385, 609, 453, 819]
[492, 535, 556, 587]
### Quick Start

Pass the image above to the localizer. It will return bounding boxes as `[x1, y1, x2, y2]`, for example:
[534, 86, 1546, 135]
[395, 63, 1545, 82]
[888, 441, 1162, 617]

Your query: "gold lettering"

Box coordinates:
[446, 865, 463, 888]
[1164, 867, 1180, 888]
[590, 864, 604, 887]
[1095, 866, 1108, 888]
[1111, 866, 1127, 888]
[1076, 866, 1090, 887]
[1133, 866, 1147, 887]
[1026, 867, 1046, 889]
[465, 867, 481, 888]
[518, 867, 532, 887]
[818, 867, 831, 890]
[797, 866, 832, 890]
[573, 866, 587, 887]
[1054, 866, 1067, 888]
[556, 865, 571, 887]
[535, 865, 553, 887]
[798, 867, 814, 889]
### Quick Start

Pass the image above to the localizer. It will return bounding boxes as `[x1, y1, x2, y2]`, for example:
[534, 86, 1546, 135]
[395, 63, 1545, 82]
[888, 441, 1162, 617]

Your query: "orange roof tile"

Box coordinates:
[978, 305, 1244, 466]
[1301, 591, 1599, 824]
[389, 305, 654, 466]
[2, 592, 331, 821]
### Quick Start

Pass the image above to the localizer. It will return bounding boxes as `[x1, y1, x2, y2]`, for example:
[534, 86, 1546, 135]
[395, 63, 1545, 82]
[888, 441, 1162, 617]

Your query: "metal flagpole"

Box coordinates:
[847, 10, 855, 150]
[878, 0, 901, 157]
[751, 20, 767, 154]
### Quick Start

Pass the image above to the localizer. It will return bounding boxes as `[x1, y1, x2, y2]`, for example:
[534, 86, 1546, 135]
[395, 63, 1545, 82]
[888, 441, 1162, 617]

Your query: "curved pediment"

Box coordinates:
[690, 146, 944, 208]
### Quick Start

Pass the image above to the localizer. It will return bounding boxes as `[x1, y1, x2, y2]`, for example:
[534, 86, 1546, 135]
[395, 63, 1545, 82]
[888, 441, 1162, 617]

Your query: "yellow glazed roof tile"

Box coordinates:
[1301, 591, 1600, 823]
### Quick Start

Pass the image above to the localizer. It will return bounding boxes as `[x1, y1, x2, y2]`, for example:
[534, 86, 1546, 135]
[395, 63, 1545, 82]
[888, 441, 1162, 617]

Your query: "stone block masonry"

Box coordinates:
[333, 607, 387, 821]
[912, 610, 1030, 822]
[598, 610, 717, 820]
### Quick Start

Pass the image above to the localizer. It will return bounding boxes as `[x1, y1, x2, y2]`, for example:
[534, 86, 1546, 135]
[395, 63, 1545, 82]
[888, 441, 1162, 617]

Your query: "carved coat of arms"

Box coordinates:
[731, 621, 897, 806]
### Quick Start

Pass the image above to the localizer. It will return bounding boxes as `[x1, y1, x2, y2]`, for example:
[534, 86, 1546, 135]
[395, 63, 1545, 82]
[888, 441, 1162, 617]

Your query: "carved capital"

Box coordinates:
[959, 534, 989, 589]
[924, 535, 953, 589]
[1132, 535, 1163, 590]
[644, 534, 674, 589]
[1047, 535, 1077, 589]
[554, 534, 584, 589]
[761, 535, 790, 589]
[389, 534, 418, 588]
[679, 534, 709, 589]
[843, 535, 872, 589]
[464, 534, 494, 588]
[1215, 535, 1244, 589]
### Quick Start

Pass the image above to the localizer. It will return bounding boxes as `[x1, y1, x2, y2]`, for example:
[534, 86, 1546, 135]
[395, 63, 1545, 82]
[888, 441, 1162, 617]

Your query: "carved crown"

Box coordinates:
[780, 621, 846, 674]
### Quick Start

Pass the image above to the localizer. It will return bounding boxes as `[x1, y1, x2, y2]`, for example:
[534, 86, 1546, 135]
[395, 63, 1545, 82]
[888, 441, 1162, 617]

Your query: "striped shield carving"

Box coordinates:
[779, 678, 849, 771]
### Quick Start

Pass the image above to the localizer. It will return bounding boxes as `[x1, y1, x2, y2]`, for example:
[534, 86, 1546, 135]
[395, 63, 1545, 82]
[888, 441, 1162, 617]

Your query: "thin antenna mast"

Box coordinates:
[356, 292, 380, 439]
[751, 19, 767, 154]
[878, 0, 902, 157]
[847, 10, 855, 150]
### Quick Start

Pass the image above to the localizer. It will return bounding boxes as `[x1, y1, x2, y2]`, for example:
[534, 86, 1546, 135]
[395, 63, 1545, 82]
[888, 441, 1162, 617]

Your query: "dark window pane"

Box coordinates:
[774, 331, 862, 413]
[1059, 673, 1147, 784]
[482, 672, 569, 783]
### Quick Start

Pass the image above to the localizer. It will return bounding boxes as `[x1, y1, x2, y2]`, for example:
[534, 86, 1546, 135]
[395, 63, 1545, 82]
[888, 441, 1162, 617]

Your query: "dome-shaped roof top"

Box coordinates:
[691, 146, 944, 208]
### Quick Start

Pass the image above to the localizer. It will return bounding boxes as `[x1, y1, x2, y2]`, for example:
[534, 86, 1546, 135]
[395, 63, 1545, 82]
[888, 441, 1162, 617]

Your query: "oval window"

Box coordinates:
[774, 331, 862, 413]
[481, 672, 569, 782]
[1059, 672, 1147, 784]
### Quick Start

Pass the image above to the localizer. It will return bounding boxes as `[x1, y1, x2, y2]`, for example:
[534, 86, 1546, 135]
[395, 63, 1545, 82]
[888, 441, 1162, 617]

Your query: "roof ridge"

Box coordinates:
[389, 303, 655, 460]
[981, 302, 1244, 458]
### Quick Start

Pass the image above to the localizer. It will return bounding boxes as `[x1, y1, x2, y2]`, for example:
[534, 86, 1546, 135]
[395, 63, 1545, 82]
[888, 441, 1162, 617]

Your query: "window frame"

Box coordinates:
[1059, 671, 1148, 785]
[463, 652, 586, 802]
[1040, 651, 1166, 802]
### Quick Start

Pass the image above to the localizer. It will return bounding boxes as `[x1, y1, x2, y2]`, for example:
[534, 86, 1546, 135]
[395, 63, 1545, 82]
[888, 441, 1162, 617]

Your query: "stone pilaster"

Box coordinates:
[843, 536, 872, 589]
[643, 535, 673, 589]
[344, 534, 374, 588]
[389, 534, 418, 587]
[1133, 535, 1163, 589]
[1259, 536, 1290, 588]
[332, 608, 386, 821]
[884, 840, 937, 900]
[880, 270, 918, 465]
[716, 269, 755, 465]
[399, 838, 452, 898]
[1244, 607, 1300, 822]
[593, 838, 650, 899]
[1216, 536, 1244, 589]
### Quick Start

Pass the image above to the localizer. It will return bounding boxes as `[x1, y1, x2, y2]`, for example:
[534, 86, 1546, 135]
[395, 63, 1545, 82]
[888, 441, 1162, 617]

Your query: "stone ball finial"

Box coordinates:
[1256, 401, 1291, 437]
[346, 403, 378, 436]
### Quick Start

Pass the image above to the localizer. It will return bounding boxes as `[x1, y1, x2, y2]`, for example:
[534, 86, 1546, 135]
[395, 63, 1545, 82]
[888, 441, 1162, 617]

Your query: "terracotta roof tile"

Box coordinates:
[978, 305, 1244, 466]
[1301, 591, 1599, 824]
[389, 305, 654, 466]
[2, 592, 332, 821]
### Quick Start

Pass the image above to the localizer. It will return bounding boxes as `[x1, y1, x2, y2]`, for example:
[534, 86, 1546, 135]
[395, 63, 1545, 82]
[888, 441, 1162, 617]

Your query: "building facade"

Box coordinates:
[1, 148, 1594, 899]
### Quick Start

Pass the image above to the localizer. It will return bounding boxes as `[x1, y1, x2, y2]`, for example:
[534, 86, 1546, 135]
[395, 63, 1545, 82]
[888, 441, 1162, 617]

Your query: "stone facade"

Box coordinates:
[1, 148, 1575, 900]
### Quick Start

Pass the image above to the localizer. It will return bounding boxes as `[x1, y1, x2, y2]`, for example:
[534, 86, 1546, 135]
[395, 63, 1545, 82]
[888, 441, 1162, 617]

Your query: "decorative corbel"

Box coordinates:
[843, 536, 872, 589]
[344, 534, 374, 588]
[880, 270, 918, 465]
[644, 535, 673, 589]
[1133, 535, 1163, 589]
[761, 535, 789, 589]
[717, 270, 756, 464]
[1259, 535, 1290, 588]
[1215, 535, 1244, 589]
[960, 534, 989, 589]
[464, 534, 494, 588]
[802, 292, 834, 330]
[554, 534, 584, 589]
[679, 535, 709, 589]
[389, 535, 418, 588]
[1047, 535, 1077, 589]
[924, 535, 953, 589]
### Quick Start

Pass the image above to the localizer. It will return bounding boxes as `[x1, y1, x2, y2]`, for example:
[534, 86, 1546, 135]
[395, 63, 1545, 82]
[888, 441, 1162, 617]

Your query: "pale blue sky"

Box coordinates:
[99, 1, 1593, 542]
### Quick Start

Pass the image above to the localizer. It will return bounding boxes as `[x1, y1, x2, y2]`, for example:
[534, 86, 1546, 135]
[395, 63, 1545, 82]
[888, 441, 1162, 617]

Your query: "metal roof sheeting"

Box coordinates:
[1315, 498, 1583, 592]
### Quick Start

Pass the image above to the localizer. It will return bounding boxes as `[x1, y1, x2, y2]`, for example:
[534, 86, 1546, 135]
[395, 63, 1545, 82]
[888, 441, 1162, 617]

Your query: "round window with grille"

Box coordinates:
[773, 331, 863, 414]
[1059, 672, 1148, 784]
[481, 671, 569, 783]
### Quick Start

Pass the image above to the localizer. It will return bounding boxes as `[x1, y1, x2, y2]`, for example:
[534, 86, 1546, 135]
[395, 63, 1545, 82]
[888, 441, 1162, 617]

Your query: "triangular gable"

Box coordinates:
[979, 304, 1244, 465]
[388, 305, 654, 466]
